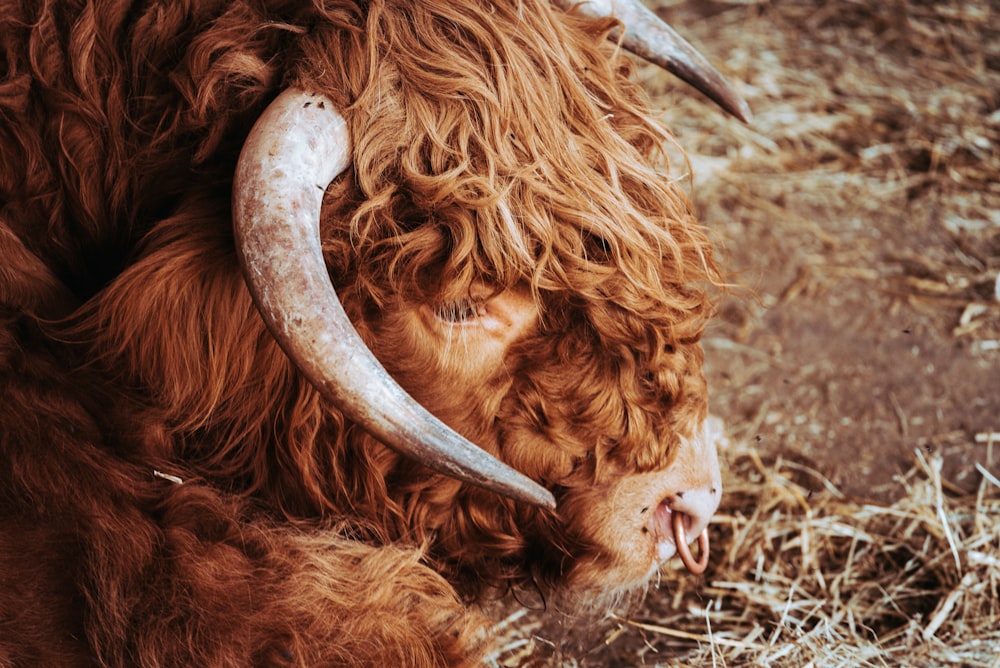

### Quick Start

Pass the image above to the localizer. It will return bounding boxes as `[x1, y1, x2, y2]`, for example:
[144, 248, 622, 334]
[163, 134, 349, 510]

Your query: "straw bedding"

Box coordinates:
[491, 443, 999, 666]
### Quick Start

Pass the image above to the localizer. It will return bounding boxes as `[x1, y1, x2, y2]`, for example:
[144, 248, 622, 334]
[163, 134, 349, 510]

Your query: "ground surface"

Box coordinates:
[492, 1, 999, 665]
[680, 0, 999, 501]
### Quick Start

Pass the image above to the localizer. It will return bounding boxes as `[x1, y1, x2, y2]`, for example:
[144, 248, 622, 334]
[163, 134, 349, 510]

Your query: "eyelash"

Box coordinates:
[435, 299, 482, 323]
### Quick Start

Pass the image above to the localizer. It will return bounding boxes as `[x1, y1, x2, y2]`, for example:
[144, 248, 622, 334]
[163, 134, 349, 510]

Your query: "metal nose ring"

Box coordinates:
[672, 511, 710, 574]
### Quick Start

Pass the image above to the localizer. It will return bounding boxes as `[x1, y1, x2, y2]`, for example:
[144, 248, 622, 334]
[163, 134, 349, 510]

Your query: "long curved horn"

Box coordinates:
[553, 0, 752, 123]
[233, 89, 556, 510]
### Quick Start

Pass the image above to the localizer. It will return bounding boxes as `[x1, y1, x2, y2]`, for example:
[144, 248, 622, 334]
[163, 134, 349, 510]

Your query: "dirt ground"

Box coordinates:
[681, 0, 999, 503]
[492, 0, 999, 665]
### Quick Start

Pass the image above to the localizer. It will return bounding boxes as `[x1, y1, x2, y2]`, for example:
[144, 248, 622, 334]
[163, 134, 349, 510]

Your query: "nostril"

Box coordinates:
[667, 486, 720, 534]
[659, 485, 721, 571]
[648, 483, 722, 572]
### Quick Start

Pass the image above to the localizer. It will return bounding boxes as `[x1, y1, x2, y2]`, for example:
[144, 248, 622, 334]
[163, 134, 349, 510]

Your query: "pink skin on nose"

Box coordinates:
[650, 501, 710, 574]
[651, 502, 678, 563]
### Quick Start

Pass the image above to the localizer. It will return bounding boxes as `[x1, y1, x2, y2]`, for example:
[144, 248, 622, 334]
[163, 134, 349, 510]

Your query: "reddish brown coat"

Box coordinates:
[0, 0, 721, 664]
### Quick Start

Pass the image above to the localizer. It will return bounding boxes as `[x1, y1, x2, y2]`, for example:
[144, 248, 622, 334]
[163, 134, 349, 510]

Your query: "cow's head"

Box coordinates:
[230, 0, 742, 598]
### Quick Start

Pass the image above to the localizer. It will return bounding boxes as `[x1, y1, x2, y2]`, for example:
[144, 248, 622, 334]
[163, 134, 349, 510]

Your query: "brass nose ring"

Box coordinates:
[671, 511, 709, 574]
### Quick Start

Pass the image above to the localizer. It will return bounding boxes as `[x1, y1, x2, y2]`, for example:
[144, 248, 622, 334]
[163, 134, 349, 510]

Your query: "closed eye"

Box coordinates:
[434, 299, 484, 323]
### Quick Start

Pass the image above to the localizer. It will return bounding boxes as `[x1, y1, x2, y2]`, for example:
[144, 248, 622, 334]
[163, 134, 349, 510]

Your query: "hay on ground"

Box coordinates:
[489, 442, 1000, 666]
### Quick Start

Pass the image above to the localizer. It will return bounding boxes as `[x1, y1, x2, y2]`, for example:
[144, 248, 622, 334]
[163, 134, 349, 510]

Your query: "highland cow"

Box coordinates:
[0, 0, 747, 664]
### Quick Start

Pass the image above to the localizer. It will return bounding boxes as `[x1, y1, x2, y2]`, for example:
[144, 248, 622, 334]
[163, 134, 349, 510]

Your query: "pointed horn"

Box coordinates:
[554, 0, 752, 123]
[233, 88, 556, 510]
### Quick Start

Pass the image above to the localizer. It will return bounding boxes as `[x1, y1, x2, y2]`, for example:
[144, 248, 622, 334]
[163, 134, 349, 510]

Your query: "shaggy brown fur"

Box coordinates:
[0, 0, 720, 664]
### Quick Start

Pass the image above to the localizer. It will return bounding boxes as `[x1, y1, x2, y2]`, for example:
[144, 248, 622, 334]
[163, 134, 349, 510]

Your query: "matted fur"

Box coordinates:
[1, 0, 721, 664]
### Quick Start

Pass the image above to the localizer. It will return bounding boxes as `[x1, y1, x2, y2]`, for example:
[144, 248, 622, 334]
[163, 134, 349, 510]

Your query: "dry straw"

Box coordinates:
[489, 443, 1000, 666]
[628, 444, 999, 666]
